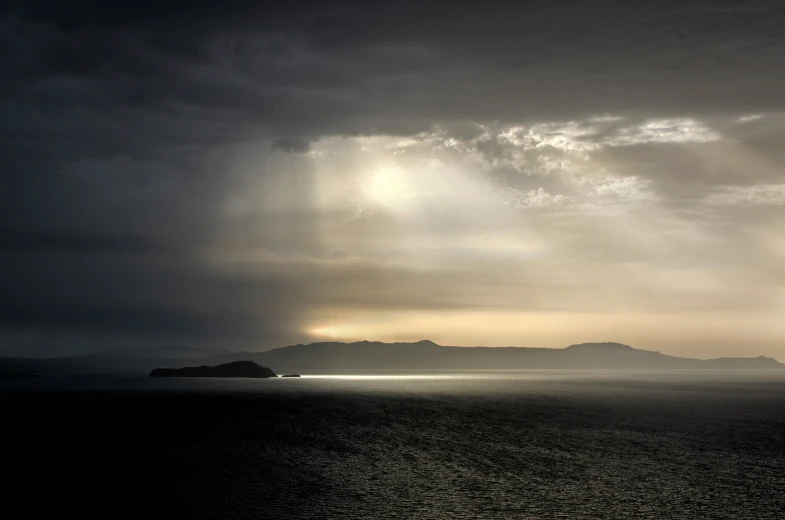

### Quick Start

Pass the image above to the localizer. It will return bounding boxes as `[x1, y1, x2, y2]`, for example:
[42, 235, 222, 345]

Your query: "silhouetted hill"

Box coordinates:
[149, 361, 276, 378]
[2, 341, 783, 374]
[564, 342, 635, 352]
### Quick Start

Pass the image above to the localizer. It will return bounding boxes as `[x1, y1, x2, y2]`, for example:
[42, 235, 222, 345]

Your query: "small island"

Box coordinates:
[281, 374, 301, 377]
[149, 360, 277, 378]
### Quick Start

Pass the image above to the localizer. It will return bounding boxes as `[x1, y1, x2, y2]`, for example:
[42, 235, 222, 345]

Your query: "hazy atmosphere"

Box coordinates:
[3, 0, 785, 358]
[4, 4, 785, 520]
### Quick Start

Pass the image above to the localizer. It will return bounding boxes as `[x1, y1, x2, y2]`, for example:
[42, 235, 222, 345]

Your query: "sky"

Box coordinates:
[2, 0, 784, 358]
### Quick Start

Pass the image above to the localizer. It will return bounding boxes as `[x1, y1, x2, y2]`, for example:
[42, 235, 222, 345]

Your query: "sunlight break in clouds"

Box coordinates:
[203, 113, 785, 358]
[4, 2, 785, 359]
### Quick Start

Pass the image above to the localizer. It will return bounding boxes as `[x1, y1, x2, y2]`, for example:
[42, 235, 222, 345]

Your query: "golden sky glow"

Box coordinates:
[211, 117, 785, 358]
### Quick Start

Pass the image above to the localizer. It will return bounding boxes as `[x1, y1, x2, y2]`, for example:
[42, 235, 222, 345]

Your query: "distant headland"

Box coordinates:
[149, 360, 277, 378]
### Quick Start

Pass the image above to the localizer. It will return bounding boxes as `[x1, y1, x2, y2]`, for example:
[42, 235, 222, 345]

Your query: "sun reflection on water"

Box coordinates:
[300, 374, 469, 380]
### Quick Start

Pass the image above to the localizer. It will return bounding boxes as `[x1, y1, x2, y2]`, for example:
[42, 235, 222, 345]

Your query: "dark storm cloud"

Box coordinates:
[5, 1, 785, 138]
[271, 137, 311, 154]
[0, 246, 308, 355]
[2, 0, 785, 355]
[0, 230, 171, 254]
[0, 302, 237, 337]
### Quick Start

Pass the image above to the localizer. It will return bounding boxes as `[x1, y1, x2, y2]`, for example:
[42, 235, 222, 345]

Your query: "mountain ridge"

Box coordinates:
[1, 340, 782, 374]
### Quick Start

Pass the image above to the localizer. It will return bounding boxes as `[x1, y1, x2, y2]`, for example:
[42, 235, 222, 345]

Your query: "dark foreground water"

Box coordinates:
[3, 372, 784, 519]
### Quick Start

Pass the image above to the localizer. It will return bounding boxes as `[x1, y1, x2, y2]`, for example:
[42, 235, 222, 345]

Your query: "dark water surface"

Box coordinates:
[4, 372, 784, 519]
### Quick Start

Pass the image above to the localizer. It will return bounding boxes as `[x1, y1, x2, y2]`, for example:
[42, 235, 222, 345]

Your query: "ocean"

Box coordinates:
[3, 371, 784, 519]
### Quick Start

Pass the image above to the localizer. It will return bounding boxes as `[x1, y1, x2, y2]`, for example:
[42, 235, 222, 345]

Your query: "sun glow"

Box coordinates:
[304, 310, 785, 357]
[363, 166, 413, 208]
[213, 124, 785, 359]
[307, 324, 358, 339]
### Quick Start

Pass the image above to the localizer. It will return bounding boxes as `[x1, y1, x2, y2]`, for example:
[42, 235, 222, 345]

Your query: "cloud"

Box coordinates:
[271, 137, 311, 153]
[706, 184, 785, 206]
[493, 118, 720, 153]
[0, 246, 310, 354]
[0, 231, 173, 254]
[590, 177, 658, 202]
[2, 1, 785, 356]
[503, 187, 575, 209]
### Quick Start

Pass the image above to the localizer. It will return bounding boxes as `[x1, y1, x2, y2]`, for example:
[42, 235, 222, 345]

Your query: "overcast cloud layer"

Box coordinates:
[2, 1, 785, 357]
